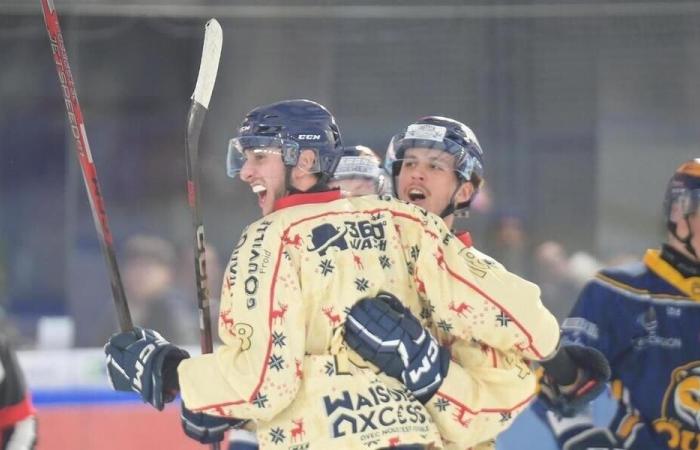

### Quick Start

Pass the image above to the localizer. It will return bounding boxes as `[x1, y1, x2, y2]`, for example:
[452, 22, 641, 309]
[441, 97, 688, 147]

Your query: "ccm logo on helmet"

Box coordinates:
[297, 134, 321, 140]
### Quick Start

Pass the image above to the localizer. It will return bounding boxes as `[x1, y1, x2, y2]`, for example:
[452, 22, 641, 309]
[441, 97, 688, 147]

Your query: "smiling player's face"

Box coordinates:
[396, 148, 473, 221]
[238, 148, 287, 216]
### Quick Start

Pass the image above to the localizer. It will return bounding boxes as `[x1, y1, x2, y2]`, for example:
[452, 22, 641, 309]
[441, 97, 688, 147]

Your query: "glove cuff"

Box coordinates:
[411, 346, 450, 404]
[160, 348, 190, 402]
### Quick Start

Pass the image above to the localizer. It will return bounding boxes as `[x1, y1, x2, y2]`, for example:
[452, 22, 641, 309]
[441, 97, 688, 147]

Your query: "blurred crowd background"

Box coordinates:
[1, 0, 700, 350]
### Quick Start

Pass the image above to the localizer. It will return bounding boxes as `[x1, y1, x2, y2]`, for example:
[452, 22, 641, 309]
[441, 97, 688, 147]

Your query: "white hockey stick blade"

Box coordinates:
[191, 18, 222, 110]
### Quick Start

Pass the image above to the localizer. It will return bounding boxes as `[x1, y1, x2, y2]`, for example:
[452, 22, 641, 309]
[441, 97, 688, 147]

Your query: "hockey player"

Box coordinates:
[328, 145, 385, 197]
[104, 99, 559, 449]
[226, 146, 387, 450]
[535, 159, 700, 450]
[382, 116, 484, 243]
[0, 333, 36, 450]
[345, 116, 570, 449]
[376, 117, 608, 445]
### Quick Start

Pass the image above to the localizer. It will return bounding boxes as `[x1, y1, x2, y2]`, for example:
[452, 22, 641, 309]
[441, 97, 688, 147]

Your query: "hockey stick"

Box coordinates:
[186, 21, 222, 449]
[186, 19, 222, 364]
[40, 0, 133, 331]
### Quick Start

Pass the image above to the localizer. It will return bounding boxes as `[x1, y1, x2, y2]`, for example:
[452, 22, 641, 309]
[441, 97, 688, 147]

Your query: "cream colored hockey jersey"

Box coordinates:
[178, 191, 559, 449]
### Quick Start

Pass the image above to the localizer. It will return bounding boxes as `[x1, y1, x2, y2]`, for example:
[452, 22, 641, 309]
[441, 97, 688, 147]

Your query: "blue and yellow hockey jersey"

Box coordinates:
[558, 245, 700, 450]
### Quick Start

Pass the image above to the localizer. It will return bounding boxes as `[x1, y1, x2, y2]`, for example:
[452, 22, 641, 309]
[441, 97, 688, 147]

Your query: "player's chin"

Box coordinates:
[261, 194, 276, 215]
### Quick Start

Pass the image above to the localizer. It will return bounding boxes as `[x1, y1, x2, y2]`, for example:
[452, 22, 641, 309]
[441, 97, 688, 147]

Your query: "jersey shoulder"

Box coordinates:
[592, 257, 685, 300]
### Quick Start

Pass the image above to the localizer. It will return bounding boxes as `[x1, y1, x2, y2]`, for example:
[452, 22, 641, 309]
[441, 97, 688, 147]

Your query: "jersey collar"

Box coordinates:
[273, 189, 342, 212]
[644, 248, 700, 301]
[454, 231, 473, 247]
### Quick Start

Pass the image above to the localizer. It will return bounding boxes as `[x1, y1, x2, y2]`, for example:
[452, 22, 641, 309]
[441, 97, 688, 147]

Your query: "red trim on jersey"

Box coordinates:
[436, 390, 534, 414]
[0, 395, 35, 429]
[276, 207, 544, 357]
[455, 231, 472, 247]
[273, 190, 341, 212]
[440, 261, 542, 358]
[385, 210, 544, 357]
[193, 234, 287, 412]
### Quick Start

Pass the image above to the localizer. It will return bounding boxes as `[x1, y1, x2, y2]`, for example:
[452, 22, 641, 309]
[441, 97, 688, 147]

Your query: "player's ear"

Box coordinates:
[454, 181, 474, 205]
[296, 149, 317, 172]
[291, 149, 320, 189]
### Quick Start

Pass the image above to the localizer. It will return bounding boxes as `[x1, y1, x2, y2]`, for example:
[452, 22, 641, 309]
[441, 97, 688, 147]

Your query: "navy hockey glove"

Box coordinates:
[344, 292, 450, 403]
[534, 398, 623, 450]
[539, 344, 610, 417]
[181, 404, 246, 444]
[104, 327, 189, 410]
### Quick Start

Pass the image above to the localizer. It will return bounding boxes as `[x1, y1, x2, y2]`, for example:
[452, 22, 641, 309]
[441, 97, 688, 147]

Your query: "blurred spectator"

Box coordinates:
[532, 241, 604, 322]
[533, 241, 580, 321]
[96, 234, 197, 346]
[486, 211, 530, 277]
[568, 250, 603, 288]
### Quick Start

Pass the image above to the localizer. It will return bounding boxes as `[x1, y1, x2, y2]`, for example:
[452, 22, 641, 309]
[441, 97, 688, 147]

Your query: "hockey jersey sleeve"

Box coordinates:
[560, 278, 624, 361]
[405, 215, 560, 362]
[535, 275, 631, 450]
[382, 212, 558, 447]
[178, 219, 305, 421]
[426, 340, 538, 447]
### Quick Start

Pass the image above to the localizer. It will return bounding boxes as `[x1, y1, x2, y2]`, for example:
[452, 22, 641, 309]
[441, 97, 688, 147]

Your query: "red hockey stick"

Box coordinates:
[40, 0, 133, 331]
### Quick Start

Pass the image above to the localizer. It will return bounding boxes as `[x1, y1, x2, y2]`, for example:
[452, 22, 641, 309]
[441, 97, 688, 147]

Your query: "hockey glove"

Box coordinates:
[344, 292, 450, 403]
[539, 344, 610, 417]
[534, 398, 623, 450]
[181, 403, 246, 444]
[104, 327, 189, 410]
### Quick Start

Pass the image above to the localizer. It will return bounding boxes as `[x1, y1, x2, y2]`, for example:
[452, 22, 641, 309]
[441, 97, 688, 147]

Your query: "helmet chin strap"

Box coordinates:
[438, 186, 460, 219]
[440, 179, 475, 220]
[284, 165, 295, 195]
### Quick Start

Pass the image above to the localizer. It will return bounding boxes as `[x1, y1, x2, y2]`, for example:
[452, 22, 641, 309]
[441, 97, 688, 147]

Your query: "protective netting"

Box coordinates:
[1, 0, 699, 340]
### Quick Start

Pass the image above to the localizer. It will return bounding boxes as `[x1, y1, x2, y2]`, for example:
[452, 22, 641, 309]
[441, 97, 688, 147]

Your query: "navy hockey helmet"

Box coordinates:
[227, 99, 343, 183]
[385, 116, 485, 214]
[664, 159, 700, 220]
[664, 159, 700, 256]
[385, 116, 484, 188]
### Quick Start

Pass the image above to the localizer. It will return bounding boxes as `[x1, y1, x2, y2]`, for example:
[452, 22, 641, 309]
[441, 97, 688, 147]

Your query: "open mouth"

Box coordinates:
[252, 184, 267, 205]
[407, 188, 427, 202]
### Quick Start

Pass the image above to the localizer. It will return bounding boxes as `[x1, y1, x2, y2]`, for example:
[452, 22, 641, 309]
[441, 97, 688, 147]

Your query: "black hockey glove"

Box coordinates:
[104, 327, 189, 410]
[539, 344, 610, 417]
[181, 403, 246, 444]
[344, 292, 450, 403]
